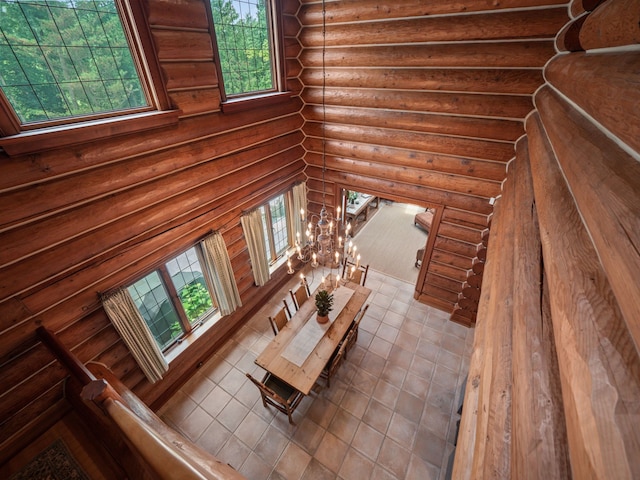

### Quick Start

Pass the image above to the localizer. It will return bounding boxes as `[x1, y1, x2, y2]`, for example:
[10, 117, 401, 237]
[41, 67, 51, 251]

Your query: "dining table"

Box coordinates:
[255, 280, 371, 395]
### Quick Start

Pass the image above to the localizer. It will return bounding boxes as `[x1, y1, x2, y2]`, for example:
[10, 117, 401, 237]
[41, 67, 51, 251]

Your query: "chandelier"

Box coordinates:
[286, 0, 361, 280]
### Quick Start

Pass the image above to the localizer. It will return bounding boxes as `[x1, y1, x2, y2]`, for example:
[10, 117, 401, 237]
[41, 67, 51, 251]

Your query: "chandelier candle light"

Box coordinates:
[289, 0, 363, 285]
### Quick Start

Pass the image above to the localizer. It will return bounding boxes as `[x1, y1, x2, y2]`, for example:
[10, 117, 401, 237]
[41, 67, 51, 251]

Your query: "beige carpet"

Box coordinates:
[350, 201, 428, 284]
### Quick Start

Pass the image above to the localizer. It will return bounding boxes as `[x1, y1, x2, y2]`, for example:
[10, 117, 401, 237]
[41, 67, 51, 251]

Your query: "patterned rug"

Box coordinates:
[10, 439, 90, 480]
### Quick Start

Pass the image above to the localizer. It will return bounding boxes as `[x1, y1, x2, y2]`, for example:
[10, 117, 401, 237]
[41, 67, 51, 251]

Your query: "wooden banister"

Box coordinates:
[36, 326, 95, 385]
[37, 327, 246, 480]
[103, 397, 210, 480]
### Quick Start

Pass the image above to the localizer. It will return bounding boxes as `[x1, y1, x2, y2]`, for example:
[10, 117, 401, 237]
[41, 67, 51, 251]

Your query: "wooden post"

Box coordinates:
[527, 112, 640, 480]
[510, 138, 570, 478]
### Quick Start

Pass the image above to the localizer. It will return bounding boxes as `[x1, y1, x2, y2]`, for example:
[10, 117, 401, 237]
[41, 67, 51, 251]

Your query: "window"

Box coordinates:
[127, 246, 217, 351]
[260, 193, 290, 263]
[208, 0, 281, 98]
[0, 0, 148, 125]
[0, 1, 177, 156]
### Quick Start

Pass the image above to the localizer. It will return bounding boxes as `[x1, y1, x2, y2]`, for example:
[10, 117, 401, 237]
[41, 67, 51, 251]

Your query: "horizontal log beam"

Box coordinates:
[299, 9, 567, 45]
[302, 105, 524, 142]
[301, 88, 534, 119]
[303, 137, 508, 182]
[579, 0, 640, 49]
[305, 122, 514, 162]
[0, 100, 302, 191]
[300, 68, 544, 95]
[305, 152, 502, 199]
[300, 42, 556, 68]
[545, 51, 640, 153]
[300, 0, 567, 24]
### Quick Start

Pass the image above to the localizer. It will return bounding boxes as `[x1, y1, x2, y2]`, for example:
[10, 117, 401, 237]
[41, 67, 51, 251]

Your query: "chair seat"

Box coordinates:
[265, 374, 296, 399]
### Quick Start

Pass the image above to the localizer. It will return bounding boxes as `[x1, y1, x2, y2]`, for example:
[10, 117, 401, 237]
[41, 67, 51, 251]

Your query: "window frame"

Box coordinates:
[259, 189, 295, 267]
[0, 0, 177, 156]
[128, 244, 219, 353]
[206, 0, 289, 112]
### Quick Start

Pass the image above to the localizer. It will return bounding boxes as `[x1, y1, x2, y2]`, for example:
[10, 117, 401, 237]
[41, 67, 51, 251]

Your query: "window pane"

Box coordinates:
[128, 271, 181, 351]
[0, 0, 148, 124]
[209, 0, 274, 96]
[269, 194, 288, 257]
[259, 205, 272, 261]
[166, 247, 214, 324]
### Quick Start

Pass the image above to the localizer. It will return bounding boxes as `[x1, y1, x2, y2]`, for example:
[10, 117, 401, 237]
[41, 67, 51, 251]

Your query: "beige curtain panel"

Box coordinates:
[201, 231, 242, 316]
[102, 288, 168, 383]
[241, 209, 270, 286]
[289, 182, 307, 245]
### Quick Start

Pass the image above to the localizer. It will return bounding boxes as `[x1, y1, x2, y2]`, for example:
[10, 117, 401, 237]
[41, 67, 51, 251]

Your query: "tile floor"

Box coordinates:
[159, 268, 474, 480]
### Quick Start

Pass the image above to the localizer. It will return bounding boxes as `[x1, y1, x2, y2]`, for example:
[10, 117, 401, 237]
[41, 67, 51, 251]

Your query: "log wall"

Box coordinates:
[453, 0, 640, 477]
[0, 0, 305, 462]
[297, 0, 566, 321]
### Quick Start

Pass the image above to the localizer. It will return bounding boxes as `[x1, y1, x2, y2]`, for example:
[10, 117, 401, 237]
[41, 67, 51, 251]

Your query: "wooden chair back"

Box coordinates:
[321, 336, 350, 388]
[268, 305, 290, 336]
[246, 373, 304, 424]
[289, 282, 311, 311]
[342, 261, 370, 286]
[345, 303, 369, 355]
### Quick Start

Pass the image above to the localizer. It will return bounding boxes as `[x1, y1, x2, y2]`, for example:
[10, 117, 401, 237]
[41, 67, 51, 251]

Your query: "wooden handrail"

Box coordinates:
[36, 326, 95, 385]
[103, 397, 210, 480]
[37, 326, 246, 480]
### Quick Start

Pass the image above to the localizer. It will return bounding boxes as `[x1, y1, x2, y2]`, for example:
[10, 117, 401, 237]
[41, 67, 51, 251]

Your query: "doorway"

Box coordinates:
[342, 192, 429, 284]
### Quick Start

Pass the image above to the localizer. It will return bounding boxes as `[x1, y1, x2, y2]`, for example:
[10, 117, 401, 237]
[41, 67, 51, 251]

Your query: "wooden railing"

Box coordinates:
[37, 327, 245, 480]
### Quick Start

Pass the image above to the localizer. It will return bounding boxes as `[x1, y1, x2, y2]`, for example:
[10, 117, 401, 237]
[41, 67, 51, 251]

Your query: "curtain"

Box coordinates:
[241, 209, 270, 286]
[102, 288, 168, 383]
[201, 231, 242, 316]
[288, 182, 307, 246]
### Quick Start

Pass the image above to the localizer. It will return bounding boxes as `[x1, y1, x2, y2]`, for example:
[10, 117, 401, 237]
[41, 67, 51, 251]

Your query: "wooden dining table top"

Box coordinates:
[255, 281, 371, 395]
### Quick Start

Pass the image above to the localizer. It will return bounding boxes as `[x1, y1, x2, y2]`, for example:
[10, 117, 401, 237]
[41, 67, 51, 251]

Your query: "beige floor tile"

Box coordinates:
[275, 442, 312, 480]
[178, 405, 213, 442]
[163, 267, 475, 480]
[372, 380, 400, 410]
[327, 408, 359, 444]
[239, 451, 272, 480]
[235, 411, 270, 449]
[314, 431, 348, 473]
[352, 422, 384, 460]
[338, 448, 375, 480]
[218, 397, 250, 432]
[362, 399, 393, 434]
[292, 417, 325, 454]
[181, 372, 216, 404]
[377, 437, 411, 478]
[387, 411, 417, 448]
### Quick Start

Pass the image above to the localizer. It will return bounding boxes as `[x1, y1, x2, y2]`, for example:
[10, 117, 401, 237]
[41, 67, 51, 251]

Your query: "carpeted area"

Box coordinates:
[350, 201, 428, 284]
[9, 439, 90, 480]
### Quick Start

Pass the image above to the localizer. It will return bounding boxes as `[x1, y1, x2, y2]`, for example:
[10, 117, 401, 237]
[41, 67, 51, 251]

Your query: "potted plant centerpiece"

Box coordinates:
[315, 289, 334, 324]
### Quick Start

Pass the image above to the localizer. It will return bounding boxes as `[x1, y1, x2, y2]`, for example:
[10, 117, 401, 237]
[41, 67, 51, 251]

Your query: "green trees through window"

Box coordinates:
[209, 0, 274, 96]
[127, 246, 217, 351]
[0, 0, 147, 124]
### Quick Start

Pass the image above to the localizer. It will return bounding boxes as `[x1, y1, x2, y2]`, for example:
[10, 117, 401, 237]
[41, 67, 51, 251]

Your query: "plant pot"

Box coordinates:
[316, 313, 329, 324]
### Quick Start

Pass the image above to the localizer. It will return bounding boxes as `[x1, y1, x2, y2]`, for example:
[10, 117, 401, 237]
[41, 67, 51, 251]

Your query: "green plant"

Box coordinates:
[315, 290, 334, 317]
[179, 282, 213, 321]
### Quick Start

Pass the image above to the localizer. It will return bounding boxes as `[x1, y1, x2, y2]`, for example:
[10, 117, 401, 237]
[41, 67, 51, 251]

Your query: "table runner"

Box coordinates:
[281, 286, 355, 367]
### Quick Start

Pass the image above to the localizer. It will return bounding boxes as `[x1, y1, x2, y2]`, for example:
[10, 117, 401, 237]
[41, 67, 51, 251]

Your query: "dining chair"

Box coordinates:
[345, 303, 369, 357]
[342, 261, 369, 287]
[246, 372, 304, 424]
[319, 334, 350, 388]
[268, 304, 290, 336]
[289, 281, 311, 311]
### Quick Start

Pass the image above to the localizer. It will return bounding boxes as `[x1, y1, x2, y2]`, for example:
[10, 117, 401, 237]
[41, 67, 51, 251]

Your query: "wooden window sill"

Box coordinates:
[221, 91, 293, 114]
[0, 109, 181, 157]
